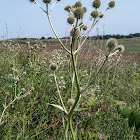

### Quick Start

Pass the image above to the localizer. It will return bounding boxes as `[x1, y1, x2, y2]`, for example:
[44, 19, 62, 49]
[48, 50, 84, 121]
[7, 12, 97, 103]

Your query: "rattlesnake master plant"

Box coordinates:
[28, 0, 125, 139]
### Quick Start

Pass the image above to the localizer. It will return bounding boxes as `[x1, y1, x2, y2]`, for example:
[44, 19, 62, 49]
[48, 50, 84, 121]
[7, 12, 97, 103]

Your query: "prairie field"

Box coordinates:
[0, 38, 140, 139]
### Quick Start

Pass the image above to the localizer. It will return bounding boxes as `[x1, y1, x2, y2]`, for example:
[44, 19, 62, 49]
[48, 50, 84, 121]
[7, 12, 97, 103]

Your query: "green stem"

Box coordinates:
[34, 1, 70, 53]
[46, 4, 70, 54]
[65, 118, 69, 140]
[82, 51, 111, 93]
[53, 72, 67, 114]
[69, 115, 76, 140]
[70, 19, 79, 98]
[70, 43, 80, 99]
[0, 97, 17, 124]
[69, 52, 81, 116]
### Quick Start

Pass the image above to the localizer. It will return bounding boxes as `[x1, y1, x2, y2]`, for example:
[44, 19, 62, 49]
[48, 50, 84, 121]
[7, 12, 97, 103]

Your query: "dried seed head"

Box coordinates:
[64, 5, 72, 12]
[49, 63, 58, 71]
[70, 28, 80, 37]
[106, 38, 118, 50]
[21, 88, 25, 92]
[31, 87, 35, 91]
[115, 45, 125, 52]
[9, 74, 12, 77]
[57, 0, 61, 2]
[83, 25, 87, 31]
[43, 0, 51, 3]
[26, 41, 30, 48]
[92, 0, 101, 9]
[91, 10, 99, 18]
[109, 1, 115, 8]
[12, 68, 15, 71]
[74, 1, 82, 8]
[82, 7, 87, 13]
[42, 45, 46, 48]
[67, 99, 75, 106]
[14, 77, 20, 82]
[67, 16, 75, 24]
[74, 7, 84, 19]
[23, 72, 26, 75]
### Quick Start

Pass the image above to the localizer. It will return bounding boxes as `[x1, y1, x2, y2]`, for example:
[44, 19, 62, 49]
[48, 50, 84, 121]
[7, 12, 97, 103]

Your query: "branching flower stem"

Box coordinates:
[49, 0, 58, 13]
[0, 91, 31, 124]
[46, 4, 71, 54]
[0, 97, 17, 124]
[81, 50, 111, 93]
[33, 1, 71, 54]
[74, 8, 109, 55]
[74, 18, 96, 55]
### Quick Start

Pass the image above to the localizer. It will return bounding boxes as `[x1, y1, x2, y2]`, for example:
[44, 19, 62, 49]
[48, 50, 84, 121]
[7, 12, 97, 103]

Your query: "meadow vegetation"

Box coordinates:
[0, 0, 140, 139]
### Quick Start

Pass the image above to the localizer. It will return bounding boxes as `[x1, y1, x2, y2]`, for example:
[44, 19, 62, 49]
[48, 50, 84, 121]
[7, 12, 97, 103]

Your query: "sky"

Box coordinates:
[0, 0, 140, 39]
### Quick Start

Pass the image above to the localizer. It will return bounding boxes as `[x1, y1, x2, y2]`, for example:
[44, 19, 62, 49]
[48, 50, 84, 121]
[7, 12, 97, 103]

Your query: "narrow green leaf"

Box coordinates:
[112, 99, 126, 105]
[74, 124, 78, 139]
[74, 107, 90, 112]
[49, 104, 67, 114]
[62, 116, 65, 130]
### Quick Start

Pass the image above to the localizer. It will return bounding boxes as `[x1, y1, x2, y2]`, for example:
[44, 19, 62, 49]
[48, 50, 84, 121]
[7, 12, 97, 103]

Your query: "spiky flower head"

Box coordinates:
[64, 5, 72, 12]
[74, 1, 82, 8]
[67, 16, 75, 24]
[68, 99, 75, 106]
[14, 77, 20, 82]
[29, 0, 34, 2]
[92, 0, 101, 9]
[12, 68, 15, 71]
[99, 12, 104, 18]
[23, 72, 26, 75]
[115, 45, 125, 52]
[43, 0, 51, 3]
[49, 63, 58, 71]
[82, 7, 87, 13]
[106, 38, 118, 50]
[79, 22, 84, 28]
[31, 87, 35, 91]
[9, 74, 12, 77]
[70, 28, 80, 37]
[21, 88, 25, 92]
[26, 41, 30, 48]
[91, 10, 99, 18]
[83, 25, 87, 31]
[109, 1, 115, 8]
[74, 7, 84, 19]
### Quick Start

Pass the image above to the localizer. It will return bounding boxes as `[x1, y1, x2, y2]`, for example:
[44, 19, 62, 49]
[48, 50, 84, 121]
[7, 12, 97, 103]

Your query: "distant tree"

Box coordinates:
[116, 34, 121, 39]
[47, 37, 52, 39]
[41, 36, 45, 39]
